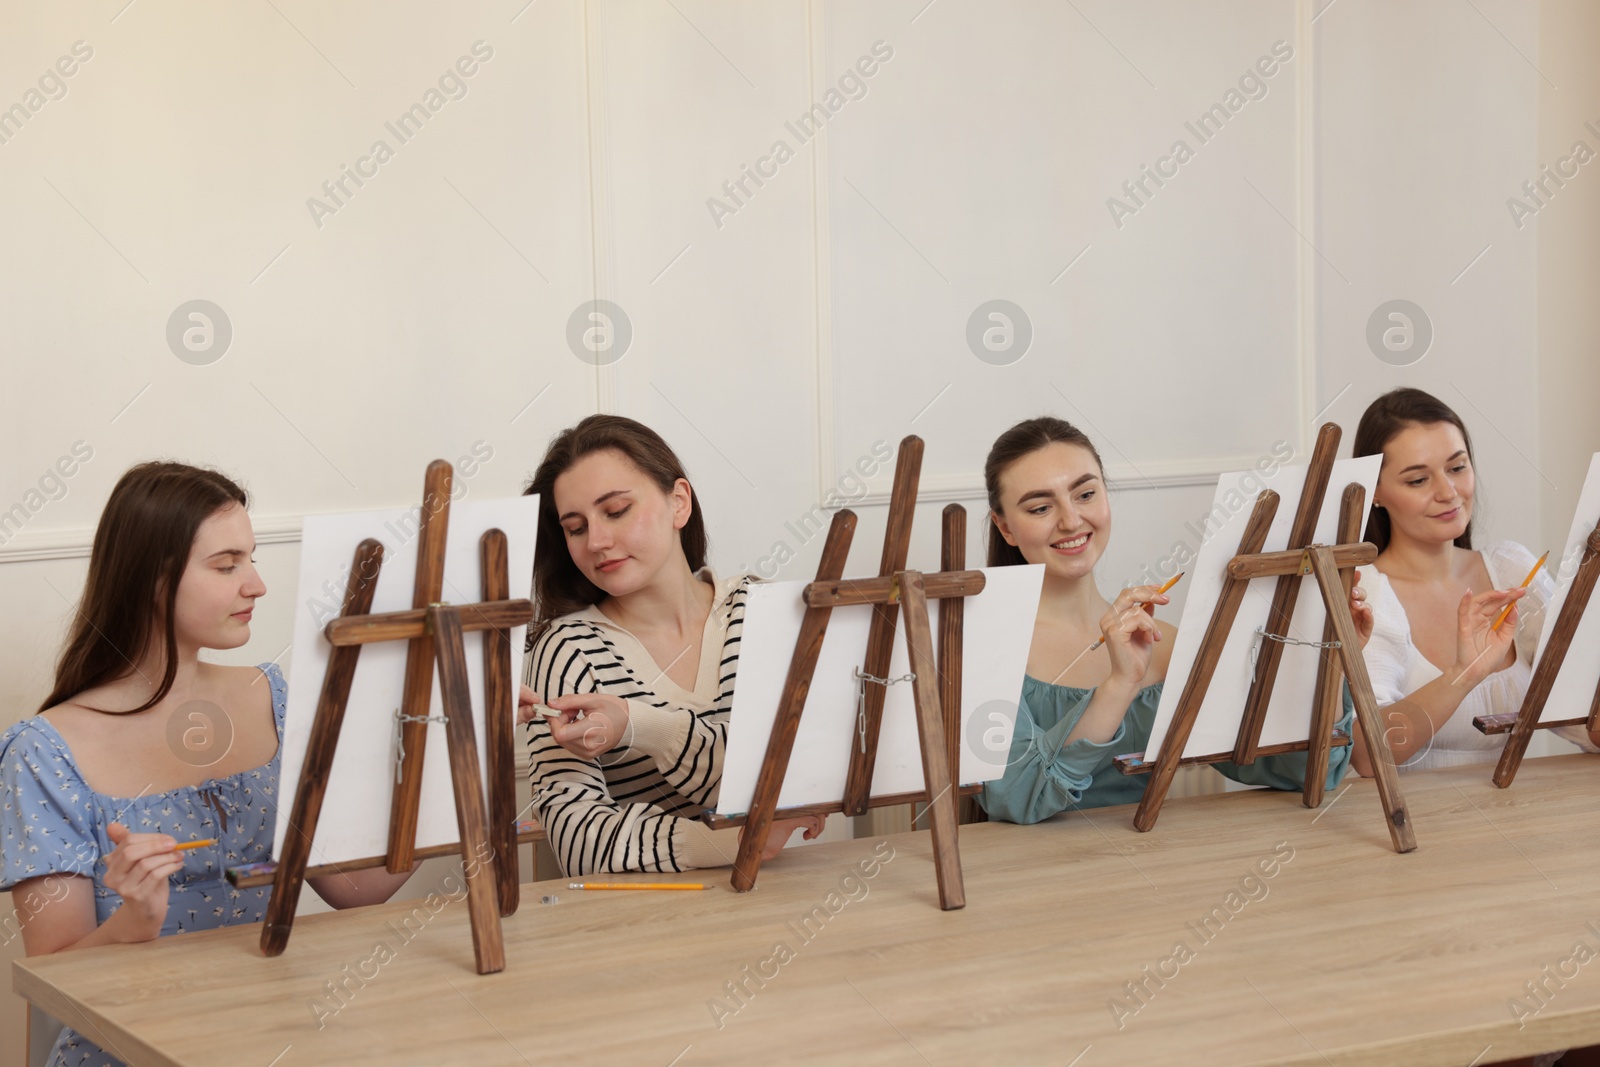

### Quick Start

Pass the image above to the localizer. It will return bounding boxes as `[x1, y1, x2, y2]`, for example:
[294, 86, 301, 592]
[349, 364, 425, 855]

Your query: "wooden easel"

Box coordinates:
[260, 460, 532, 975]
[1111, 424, 1417, 854]
[1474, 516, 1600, 786]
[702, 436, 984, 910]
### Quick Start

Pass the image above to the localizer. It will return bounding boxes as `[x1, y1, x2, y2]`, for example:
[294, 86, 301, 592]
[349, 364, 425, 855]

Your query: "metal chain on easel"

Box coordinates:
[1250, 626, 1341, 669]
[393, 708, 449, 784]
[852, 667, 916, 754]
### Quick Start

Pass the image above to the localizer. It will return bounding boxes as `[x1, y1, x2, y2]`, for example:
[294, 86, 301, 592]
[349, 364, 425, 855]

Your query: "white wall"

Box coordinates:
[1536, 0, 1600, 556]
[1314, 0, 1543, 547]
[3, 2, 1598, 1063]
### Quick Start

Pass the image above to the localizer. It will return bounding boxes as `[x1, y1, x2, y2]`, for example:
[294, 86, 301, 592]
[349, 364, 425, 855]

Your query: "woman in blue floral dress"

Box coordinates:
[1, 462, 414, 1067]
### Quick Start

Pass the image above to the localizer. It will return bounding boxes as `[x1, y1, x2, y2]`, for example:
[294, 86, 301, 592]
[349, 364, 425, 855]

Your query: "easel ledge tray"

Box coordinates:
[703, 783, 984, 829]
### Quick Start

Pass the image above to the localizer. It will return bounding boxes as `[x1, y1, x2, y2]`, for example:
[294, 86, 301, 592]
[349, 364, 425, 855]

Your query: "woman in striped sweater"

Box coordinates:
[516, 415, 822, 875]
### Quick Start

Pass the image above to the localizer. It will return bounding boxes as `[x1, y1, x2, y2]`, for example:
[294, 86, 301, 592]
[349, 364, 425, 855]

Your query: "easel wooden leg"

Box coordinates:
[939, 504, 983, 825]
[1133, 591, 1236, 833]
[1587, 673, 1600, 736]
[844, 437, 923, 816]
[1135, 492, 1280, 832]
[1494, 530, 1600, 787]
[901, 572, 965, 910]
[1309, 547, 1416, 853]
[1303, 485, 1366, 808]
[479, 529, 519, 917]
[1303, 638, 1341, 810]
[262, 539, 385, 958]
[1235, 425, 1340, 765]
[388, 460, 454, 871]
[731, 511, 857, 893]
[429, 606, 507, 974]
[1495, 683, 1555, 790]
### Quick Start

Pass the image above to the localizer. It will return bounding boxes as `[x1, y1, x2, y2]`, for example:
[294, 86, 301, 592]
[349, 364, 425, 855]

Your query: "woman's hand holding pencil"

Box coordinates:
[516, 685, 544, 726]
[539, 692, 633, 759]
[1086, 573, 1181, 653]
[518, 686, 632, 760]
[1449, 585, 1528, 688]
[1493, 551, 1548, 632]
[1086, 575, 1180, 691]
[103, 822, 187, 941]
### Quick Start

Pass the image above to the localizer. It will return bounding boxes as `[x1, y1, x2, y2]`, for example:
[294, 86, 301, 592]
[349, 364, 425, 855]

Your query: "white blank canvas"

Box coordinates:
[273, 496, 538, 864]
[717, 565, 1044, 816]
[1144, 457, 1382, 760]
[1535, 454, 1600, 724]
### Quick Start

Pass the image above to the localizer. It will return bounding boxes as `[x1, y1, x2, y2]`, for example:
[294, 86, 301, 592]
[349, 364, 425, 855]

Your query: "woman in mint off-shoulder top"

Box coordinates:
[984, 676, 1358, 821]
[974, 417, 1362, 824]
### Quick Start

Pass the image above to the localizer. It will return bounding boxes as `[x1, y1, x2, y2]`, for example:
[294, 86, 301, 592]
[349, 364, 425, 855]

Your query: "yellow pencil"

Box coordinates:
[1145, 571, 1185, 615]
[173, 838, 217, 851]
[1088, 572, 1185, 653]
[567, 882, 708, 891]
[1492, 551, 1548, 632]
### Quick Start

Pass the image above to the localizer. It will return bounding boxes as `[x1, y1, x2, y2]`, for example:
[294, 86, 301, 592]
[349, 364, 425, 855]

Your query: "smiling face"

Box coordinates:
[170, 502, 265, 653]
[553, 448, 693, 598]
[990, 441, 1110, 581]
[1373, 421, 1475, 548]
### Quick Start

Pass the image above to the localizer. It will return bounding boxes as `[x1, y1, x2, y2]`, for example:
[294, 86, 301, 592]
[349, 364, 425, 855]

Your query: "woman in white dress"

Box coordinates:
[1350, 388, 1599, 775]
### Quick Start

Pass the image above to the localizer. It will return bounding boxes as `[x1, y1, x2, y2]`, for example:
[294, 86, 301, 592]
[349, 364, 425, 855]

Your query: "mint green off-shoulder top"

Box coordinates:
[979, 676, 1354, 823]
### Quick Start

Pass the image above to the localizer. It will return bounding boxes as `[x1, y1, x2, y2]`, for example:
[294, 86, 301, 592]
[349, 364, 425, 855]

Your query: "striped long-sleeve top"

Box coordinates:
[522, 570, 753, 875]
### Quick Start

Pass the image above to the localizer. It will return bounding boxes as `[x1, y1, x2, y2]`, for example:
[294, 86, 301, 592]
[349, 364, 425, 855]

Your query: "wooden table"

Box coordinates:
[16, 756, 1600, 1066]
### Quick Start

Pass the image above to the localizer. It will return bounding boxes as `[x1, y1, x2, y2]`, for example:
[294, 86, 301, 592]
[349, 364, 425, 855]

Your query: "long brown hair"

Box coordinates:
[40, 462, 249, 713]
[984, 416, 1106, 566]
[1352, 387, 1476, 553]
[524, 415, 708, 638]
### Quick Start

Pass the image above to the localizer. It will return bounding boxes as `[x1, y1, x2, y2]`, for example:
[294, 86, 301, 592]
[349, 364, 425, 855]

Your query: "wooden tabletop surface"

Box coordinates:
[16, 755, 1600, 1066]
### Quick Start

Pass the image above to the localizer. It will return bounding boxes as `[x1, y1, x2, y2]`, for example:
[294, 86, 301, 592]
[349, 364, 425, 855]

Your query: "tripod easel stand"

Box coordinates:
[704, 436, 984, 910]
[1113, 425, 1417, 854]
[260, 461, 531, 974]
[1474, 517, 1600, 787]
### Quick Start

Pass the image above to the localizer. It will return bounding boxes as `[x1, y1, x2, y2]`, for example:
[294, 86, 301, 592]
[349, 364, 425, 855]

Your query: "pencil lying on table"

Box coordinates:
[1088, 572, 1185, 653]
[1492, 551, 1548, 632]
[568, 882, 709, 891]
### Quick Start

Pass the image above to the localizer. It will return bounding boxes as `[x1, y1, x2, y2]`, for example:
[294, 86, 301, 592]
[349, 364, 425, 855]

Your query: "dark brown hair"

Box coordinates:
[1352, 387, 1476, 553]
[40, 462, 249, 713]
[524, 415, 708, 637]
[984, 416, 1106, 567]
